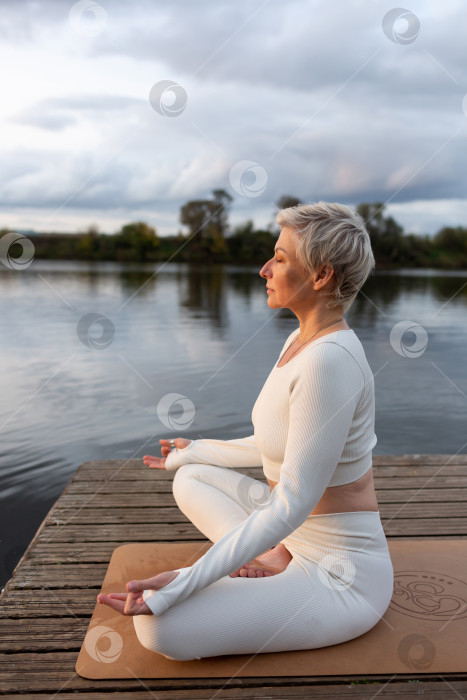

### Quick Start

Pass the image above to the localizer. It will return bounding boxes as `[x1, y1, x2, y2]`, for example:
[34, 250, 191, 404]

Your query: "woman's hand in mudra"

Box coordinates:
[143, 437, 192, 469]
[97, 570, 180, 616]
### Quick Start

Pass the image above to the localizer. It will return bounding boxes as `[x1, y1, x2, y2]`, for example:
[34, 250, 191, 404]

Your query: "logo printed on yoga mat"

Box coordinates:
[390, 571, 467, 620]
[397, 633, 436, 671]
[84, 624, 123, 663]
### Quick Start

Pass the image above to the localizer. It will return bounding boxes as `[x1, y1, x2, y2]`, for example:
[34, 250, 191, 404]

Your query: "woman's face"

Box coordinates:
[259, 226, 316, 309]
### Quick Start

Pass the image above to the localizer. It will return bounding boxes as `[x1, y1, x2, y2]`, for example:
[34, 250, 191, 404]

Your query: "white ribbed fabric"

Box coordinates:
[165, 433, 263, 471]
[134, 463, 393, 660]
[142, 328, 379, 618]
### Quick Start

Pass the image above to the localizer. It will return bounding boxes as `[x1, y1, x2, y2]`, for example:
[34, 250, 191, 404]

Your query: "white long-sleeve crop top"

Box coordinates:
[142, 327, 377, 617]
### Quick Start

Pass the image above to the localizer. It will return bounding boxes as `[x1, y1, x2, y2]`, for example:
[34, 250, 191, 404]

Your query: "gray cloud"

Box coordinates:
[0, 0, 465, 236]
[10, 95, 143, 130]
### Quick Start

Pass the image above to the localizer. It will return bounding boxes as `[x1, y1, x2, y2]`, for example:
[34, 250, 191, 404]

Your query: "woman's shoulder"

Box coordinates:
[313, 329, 370, 379]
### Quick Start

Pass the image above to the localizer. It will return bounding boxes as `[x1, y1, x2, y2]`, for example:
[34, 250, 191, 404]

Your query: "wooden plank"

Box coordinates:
[0, 618, 88, 651]
[2, 681, 467, 698]
[381, 519, 467, 535]
[0, 588, 97, 617]
[372, 454, 467, 465]
[47, 502, 467, 525]
[63, 474, 467, 495]
[64, 480, 177, 494]
[7, 564, 108, 589]
[10, 540, 208, 565]
[55, 487, 467, 508]
[46, 507, 191, 525]
[73, 454, 467, 471]
[0, 651, 466, 694]
[374, 489, 467, 502]
[373, 476, 467, 487]
[38, 523, 206, 543]
[72, 464, 467, 481]
[70, 460, 467, 481]
[32, 517, 467, 544]
[56, 493, 191, 507]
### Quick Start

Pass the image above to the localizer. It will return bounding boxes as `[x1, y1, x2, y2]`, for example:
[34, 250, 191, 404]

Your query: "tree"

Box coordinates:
[432, 226, 467, 267]
[267, 195, 303, 232]
[114, 221, 160, 261]
[433, 226, 467, 254]
[179, 190, 230, 260]
[275, 195, 302, 211]
[212, 188, 233, 237]
[228, 220, 276, 263]
[357, 202, 406, 264]
[76, 224, 101, 260]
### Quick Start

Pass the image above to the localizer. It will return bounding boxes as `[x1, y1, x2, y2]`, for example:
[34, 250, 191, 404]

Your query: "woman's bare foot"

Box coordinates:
[229, 543, 293, 578]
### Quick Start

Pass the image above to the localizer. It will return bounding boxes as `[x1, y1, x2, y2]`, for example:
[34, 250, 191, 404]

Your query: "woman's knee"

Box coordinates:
[133, 615, 200, 661]
[171, 463, 205, 502]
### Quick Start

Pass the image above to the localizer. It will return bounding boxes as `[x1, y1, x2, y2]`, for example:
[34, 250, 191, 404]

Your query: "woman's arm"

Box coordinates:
[164, 329, 300, 471]
[143, 342, 365, 616]
[164, 434, 263, 470]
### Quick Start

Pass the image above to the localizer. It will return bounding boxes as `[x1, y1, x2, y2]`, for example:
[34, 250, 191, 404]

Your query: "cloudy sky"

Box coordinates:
[0, 0, 466, 237]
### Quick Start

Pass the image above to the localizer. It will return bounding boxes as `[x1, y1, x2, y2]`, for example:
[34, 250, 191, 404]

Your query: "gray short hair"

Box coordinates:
[276, 201, 375, 314]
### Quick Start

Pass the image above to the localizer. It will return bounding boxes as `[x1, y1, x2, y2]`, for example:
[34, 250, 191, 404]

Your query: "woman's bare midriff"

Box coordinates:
[267, 464, 379, 516]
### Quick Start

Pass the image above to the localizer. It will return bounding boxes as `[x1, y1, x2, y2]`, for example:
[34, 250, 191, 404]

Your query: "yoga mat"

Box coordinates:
[76, 540, 467, 678]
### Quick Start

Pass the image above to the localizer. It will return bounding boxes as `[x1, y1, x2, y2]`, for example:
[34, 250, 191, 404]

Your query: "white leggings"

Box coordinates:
[133, 464, 394, 661]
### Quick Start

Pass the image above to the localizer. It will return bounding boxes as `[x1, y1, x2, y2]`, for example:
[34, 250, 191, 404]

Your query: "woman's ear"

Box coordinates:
[314, 263, 335, 289]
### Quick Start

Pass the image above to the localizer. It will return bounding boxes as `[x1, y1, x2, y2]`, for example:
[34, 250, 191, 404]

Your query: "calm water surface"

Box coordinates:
[1, 260, 466, 587]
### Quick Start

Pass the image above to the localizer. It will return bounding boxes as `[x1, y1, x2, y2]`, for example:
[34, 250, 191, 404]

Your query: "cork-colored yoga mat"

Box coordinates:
[76, 540, 467, 678]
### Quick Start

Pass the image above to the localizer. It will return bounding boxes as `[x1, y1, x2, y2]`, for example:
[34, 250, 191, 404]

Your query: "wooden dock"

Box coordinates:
[1, 454, 467, 698]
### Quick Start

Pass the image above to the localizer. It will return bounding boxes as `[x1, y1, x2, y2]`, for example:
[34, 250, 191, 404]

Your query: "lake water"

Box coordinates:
[1, 260, 466, 588]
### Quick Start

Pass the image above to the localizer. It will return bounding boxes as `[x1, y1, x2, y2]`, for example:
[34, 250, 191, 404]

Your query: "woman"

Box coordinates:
[98, 201, 394, 661]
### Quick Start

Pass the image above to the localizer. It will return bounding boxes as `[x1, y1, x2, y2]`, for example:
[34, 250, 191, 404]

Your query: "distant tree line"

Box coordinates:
[2, 191, 467, 268]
